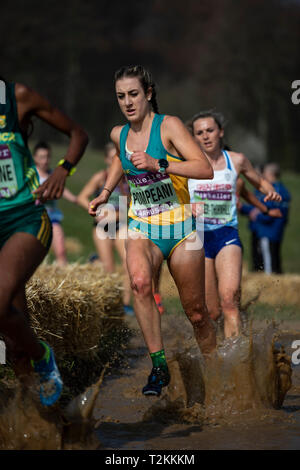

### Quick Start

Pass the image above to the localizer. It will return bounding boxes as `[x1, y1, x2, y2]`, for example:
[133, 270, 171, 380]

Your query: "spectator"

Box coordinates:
[241, 163, 290, 274]
[33, 141, 78, 266]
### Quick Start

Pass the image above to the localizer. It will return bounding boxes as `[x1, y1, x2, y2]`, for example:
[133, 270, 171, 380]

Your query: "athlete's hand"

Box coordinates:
[131, 151, 159, 172]
[88, 190, 110, 217]
[268, 208, 282, 218]
[33, 166, 68, 202]
[263, 191, 282, 203]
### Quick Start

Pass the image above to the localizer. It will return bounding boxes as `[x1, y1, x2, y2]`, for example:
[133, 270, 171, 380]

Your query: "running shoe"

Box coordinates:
[32, 342, 63, 407]
[154, 293, 164, 315]
[142, 366, 170, 396]
[124, 304, 135, 316]
[88, 253, 99, 263]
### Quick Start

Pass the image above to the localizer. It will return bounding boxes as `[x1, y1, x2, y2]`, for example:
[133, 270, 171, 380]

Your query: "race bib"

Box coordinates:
[194, 190, 233, 225]
[128, 171, 180, 218]
[0, 145, 18, 198]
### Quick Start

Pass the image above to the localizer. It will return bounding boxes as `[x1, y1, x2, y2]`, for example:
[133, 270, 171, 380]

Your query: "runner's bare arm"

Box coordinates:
[130, 116, 213, 179]
[15, 83, 89, 201]
[240, 182, 282, 217]
[239, 180, 267, 212]
[104, 126, 125, 192]
[77, 172, 106, 210]
[62, 187, 78, 204]
[237, 153, 282, 202]
[88, 127, 124, 216]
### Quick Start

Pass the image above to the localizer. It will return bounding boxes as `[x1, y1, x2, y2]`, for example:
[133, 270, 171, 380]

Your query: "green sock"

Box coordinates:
[31, 340, 50, 367]
[150, 349, 168, 370]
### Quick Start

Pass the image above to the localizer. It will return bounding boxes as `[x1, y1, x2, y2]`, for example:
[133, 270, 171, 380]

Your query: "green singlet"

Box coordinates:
[0, 82, 40, 210]
[0, 81, 52, 250]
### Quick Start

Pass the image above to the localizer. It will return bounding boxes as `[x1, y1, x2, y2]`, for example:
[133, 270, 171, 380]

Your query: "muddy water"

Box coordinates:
[0, 369, 105, 449]
[0, 316, 299, 449]
[94, 316, 300, 450]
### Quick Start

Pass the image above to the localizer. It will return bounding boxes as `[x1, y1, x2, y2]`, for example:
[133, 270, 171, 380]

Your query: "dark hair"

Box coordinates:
[187, 109, 228, 149]
[190, 109, 226, 133]
[263, 163, 281, 179]
[33, 141, 51, 155]
[114, 65, 159, 114]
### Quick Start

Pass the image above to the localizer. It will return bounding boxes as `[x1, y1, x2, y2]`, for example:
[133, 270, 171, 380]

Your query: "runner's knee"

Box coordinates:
[220, 290, 239, 311]
[207, 306, 221, 321]
[131, 273, 152, 297]
[185, 303, 208, 325]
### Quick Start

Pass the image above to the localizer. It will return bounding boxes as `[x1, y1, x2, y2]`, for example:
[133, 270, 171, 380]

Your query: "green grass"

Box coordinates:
[247, 303, 300, 321]
[32, 142, 300, 272]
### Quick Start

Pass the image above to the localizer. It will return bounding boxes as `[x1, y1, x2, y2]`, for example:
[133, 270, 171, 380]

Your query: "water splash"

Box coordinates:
[143, 323, 292, 424]
[0, 367, 107, 450]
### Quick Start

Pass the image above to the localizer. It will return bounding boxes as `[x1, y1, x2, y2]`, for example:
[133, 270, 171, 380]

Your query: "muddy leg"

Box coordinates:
[168, 235, 216, 355]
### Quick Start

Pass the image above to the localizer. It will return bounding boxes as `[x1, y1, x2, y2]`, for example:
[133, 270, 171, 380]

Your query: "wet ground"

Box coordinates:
[0, 315, 299, 450]
[94, 316, 300, 450]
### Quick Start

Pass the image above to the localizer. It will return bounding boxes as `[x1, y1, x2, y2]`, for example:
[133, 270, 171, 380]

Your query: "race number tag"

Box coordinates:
[194, 189, 232, 225]
[128, 171, 180, 218]
[0, 145, 18, 198]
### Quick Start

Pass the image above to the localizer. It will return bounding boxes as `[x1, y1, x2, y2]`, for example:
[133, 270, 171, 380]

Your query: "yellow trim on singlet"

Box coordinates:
[37, 211, 51, 248]
[167, 229, 197, 258]
[37, 212, 46, 242]
[42, 215, 52, 248]
[26, 168, 40, 192]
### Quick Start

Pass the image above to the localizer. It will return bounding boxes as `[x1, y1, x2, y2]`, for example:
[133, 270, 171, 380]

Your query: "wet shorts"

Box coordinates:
[0, 202, 53, 251]
[128, 216, 196, 259]
[204, 226, 242, 259]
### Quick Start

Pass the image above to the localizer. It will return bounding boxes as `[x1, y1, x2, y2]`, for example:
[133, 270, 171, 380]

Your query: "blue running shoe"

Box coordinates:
[124, 304, 135, 316]
[32, 342, 63, 406]
[142, 366, 170, 397]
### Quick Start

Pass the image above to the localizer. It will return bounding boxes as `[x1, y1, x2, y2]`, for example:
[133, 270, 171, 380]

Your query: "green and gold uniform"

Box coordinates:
[119, 114, 195, 259]
[0, 82, 52, 250]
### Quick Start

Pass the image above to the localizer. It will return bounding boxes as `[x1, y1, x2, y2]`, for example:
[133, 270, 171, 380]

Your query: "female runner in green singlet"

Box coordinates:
[88, 65, 216, 397]
[0, 77, 88, 406]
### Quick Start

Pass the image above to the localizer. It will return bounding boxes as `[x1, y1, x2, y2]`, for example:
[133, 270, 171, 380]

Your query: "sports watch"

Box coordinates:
[158, 158, 169, 174]
[57, 159, 77, 176]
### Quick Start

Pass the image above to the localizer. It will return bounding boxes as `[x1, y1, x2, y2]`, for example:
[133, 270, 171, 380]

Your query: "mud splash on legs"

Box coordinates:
[143, 323, 292, 425]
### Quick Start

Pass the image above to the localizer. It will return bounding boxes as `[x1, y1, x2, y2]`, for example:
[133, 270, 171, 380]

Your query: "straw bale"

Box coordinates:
[241, 272, 300, 307]
[26, 264, 124, 358]
[64, 237, 83, 255]
[159, 263, 300, 308]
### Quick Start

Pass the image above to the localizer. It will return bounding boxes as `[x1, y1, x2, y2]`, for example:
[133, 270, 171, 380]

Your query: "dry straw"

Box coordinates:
[26, 264, 124, 358]
[159, 264, 300, 308]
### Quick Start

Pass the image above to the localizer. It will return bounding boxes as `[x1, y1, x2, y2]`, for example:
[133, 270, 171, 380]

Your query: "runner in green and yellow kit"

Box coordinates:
[88, 65, 216, 397]
[0, 77, 88, 406]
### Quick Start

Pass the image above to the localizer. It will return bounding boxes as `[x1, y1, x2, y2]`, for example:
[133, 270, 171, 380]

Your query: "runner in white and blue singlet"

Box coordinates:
[187, 111, 281, 338]
[189, 148, 242, 258]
